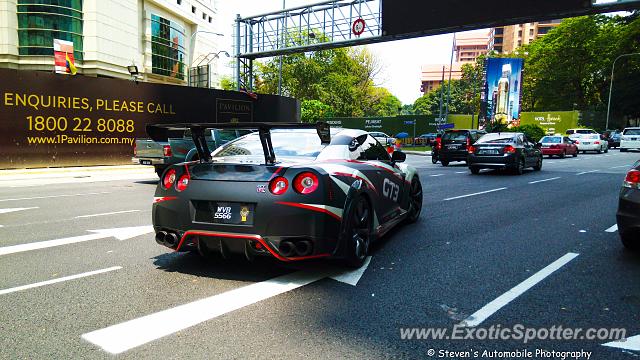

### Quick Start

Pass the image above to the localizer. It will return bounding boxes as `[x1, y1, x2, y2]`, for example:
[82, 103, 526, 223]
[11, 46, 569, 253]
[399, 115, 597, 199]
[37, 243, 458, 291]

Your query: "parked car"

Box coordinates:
[570, 134, 608, 154]
[467, 132, 543, 175]
[565, 128, 597, 135]
[620, 127, 640, 152]
[369, 131, 395, 147]
[438, 129, 486, 166]
[133, 128, 251, 176]
[617, 160, 640, 251]
[415, 133, 437, 146]
[538, 135, 578, 158]
[605, 130, 622, 149]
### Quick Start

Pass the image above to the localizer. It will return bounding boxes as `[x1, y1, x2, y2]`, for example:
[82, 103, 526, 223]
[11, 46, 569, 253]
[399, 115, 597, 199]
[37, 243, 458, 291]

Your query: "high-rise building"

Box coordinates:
[420, 29, 488, 95]
[489, 20, 562, 54]
[0, 0, 225, 87]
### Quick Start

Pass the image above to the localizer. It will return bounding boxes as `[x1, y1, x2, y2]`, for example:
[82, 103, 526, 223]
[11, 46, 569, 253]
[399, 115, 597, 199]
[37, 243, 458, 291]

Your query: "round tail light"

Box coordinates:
[269, 176, 289, 195]
[162, 169, 177, 189]
[293, 172, 319, 194]
[176, 175, 190, 192]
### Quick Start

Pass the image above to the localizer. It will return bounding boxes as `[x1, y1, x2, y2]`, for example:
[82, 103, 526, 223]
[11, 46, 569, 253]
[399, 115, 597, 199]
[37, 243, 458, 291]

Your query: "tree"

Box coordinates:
[366, 87, 402, 117]
[301, 100, 334, 123]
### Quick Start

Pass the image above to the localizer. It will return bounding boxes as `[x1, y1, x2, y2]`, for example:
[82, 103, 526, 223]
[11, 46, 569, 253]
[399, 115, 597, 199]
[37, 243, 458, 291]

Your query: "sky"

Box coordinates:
[215, 0, 456, 105]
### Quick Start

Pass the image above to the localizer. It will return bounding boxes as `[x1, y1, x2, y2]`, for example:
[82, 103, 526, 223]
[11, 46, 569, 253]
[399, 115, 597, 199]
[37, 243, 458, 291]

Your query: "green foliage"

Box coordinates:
[219, 76, 236, 91]
[510, 124, 546, 143]
[301, 100, 334, 123]
[254, 35, 402, 119]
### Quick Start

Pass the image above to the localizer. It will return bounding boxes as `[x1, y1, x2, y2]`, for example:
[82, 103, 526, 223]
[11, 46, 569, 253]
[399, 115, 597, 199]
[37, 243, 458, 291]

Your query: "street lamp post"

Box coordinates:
[606, 52, 640, 131]
[188, 30, 224, 67]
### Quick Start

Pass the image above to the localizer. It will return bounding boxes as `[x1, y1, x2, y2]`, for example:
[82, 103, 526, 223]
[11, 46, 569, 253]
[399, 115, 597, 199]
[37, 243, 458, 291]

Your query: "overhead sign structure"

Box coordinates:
[53, 39, 77, 75]
[352, 18, 366, 36]
[483, 58, 524, 129]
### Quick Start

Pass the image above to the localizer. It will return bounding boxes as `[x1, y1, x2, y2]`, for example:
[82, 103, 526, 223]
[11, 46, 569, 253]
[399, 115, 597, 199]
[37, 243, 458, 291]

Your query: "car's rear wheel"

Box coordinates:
[559, 151, 566, 159]
[605, 147, 609, 153]
[405, 177, 423, 223]
[621, 148, 628, 152]
[597, 148, 602, 154]
[573, 150, 578, 157]
[441, 159, 449, 167]
[343, 196, 372, 268]
[621, 232, 639, 252]
[514, 158, 525, 175]
[533, 157, 542, 171]
[431, 154, 438, 164]
[470, 166, 480, 175]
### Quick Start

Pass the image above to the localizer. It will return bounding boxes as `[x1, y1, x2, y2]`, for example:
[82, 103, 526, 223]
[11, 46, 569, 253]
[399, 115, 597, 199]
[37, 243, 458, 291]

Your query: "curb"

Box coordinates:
[404, 151, 433, 157]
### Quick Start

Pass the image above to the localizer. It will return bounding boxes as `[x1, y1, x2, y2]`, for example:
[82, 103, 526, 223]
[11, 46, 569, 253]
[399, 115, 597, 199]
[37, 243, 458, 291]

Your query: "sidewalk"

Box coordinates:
[403, 150, 432, 156]
[0, 165, 156, 187]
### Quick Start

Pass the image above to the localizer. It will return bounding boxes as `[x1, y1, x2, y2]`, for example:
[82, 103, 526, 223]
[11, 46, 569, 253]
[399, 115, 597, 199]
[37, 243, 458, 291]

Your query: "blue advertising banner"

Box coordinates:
[484, 58, 524, 128]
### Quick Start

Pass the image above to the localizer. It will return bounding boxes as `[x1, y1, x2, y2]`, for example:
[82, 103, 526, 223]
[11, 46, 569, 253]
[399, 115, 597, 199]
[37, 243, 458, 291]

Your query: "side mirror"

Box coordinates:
[391, 151, 406, 163]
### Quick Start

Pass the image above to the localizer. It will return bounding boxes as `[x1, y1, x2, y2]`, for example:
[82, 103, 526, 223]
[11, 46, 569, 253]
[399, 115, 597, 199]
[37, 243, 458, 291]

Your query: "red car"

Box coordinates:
[538, 135, 578, 158]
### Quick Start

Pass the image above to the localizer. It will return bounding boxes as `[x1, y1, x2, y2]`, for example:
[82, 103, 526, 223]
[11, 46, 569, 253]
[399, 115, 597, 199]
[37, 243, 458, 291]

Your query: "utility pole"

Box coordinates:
[606, 52, 640, 131]
[438, 65, 445, 126]
[444, 33, 456, 123]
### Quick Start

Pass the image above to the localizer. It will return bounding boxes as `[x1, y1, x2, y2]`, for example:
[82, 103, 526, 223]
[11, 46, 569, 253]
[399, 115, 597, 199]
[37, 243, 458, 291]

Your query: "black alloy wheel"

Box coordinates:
[344, 196, 372, 268]
[515, 158, 525, 175]
[405, 177, 423, 223]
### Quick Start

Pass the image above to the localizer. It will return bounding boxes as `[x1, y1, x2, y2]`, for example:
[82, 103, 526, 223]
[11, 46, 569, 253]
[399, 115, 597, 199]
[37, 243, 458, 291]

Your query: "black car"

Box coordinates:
[439, 129, 486, 166]
[606, 131, 621, 149]
[467, 132, 543, 175]
[148, 122, 423, 268]
[617, 161, 640, 251]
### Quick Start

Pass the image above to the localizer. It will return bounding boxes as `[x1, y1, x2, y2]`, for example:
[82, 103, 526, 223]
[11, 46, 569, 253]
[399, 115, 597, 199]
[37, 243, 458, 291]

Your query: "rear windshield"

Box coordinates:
[443, 131, 469, 142]
[576, 129, 594, 134]
[623, 129, 640, 135]
[540, 136, 562, 143]
[476, 133, 516, 144]
[212, 129, 324, 159]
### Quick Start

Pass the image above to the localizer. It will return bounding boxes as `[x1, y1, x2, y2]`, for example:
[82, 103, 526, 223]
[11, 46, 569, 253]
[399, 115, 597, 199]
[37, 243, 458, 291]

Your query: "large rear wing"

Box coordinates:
[146, 122, 331, 164]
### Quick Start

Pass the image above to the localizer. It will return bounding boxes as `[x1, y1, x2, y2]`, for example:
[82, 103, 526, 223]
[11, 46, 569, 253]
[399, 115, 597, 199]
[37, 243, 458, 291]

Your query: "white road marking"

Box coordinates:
[528, 177, 561, 184]
[75, 210, 141, 219]
[330, 256, 371, 286]
[605, 224, 618, 233]
[82, 263, 370, 354]
[0, 226, 153, 256]
[0, 192, 110, 202]
[462, 252, 579, 327]
[610, 165, 630, 169]
[0, 266, 121, 295]
[430, 174, 445, 177]
[576, 170, 599, 175]
[444, 188, 507, 201]
[603, 335, 640, 351]
[0, 207, 39, 214]
[456, 171, 467, 174]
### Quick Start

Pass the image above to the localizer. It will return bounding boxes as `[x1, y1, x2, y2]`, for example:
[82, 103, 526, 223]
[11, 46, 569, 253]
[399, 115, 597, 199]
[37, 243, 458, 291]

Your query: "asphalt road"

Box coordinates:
[1, 152, 639, 360]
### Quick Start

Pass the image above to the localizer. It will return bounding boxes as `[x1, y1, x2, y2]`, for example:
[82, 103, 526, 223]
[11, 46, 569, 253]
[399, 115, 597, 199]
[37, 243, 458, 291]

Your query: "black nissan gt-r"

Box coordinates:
[148, 122, 423, 267]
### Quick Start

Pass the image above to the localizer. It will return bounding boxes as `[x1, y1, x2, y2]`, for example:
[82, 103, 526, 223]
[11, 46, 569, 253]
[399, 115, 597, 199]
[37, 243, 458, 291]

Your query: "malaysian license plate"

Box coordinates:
[447, 144, 459, 150]
[479, 149, 499, 155]
[193, 201, 255, 225]
[583, 142, 591, 145]
[140, 160, 152, 165]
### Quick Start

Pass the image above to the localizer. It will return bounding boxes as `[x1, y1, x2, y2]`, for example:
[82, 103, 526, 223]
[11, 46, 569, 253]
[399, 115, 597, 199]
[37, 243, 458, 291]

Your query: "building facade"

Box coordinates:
[420, 30, 488, 95]
[489, 20, 562, 54]
[0, 0, 224, 87]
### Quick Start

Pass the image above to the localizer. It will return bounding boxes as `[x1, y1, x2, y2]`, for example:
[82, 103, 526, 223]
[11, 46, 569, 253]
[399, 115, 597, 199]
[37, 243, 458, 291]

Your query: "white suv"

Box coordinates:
[620, 127, 640, 152]
[566, 128, 597, 135]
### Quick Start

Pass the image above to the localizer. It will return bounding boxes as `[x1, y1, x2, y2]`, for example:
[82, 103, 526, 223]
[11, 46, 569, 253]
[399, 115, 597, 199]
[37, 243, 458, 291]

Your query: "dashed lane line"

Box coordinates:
[528, 177, 561, 185]
[605, 224, 618, 233]
[444, 188, 507, 201]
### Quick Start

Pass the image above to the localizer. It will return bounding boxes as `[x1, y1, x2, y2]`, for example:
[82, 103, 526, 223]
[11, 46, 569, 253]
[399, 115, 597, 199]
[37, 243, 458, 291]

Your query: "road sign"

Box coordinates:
[404, 120, 415, 125]
[437, 123, 455, 130]
[352, 18, 365, 36]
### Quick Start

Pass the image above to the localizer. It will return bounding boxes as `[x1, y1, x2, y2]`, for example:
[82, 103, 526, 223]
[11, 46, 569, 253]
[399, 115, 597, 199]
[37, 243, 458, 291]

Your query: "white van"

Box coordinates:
[565, 128, 597, 135]
[620, 127, 640, 152]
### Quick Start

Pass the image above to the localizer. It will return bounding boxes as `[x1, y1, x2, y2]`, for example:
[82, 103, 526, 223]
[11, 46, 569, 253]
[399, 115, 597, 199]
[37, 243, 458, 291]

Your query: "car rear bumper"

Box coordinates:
[152, 180, 342, 261]
[576, 144, 601, 151]
[132, 157, 166, 165]
[617, 187, 640, 241]
[467, 154, 518, 168]
[620, 140, 640, 149]
[541, 148, 563, 155]
[439, 149, 469, 161]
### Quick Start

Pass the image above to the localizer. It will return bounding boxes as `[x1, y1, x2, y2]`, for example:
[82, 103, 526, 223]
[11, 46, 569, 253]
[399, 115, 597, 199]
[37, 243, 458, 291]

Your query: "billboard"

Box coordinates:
[0, 69, 299, 169]
[484, 58, 524, 128]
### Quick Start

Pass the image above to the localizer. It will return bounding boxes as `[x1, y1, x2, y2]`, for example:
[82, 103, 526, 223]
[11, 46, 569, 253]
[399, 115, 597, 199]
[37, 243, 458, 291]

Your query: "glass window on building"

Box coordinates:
[17, 0, 84, 60]
[150, 14, 186, 80]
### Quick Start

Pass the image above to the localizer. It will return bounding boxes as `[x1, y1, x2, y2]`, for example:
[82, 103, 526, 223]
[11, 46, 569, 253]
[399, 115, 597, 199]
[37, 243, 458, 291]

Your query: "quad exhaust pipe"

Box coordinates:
[294, 240, 313, 257]
[155, 231, 168, 246]
[279, 241, 295, 257]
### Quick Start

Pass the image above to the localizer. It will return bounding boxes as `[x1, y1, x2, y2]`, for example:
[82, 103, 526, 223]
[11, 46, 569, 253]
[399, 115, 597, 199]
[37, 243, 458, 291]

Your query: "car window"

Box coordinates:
[443, 131, 469, 142]
[212, 129, 324, 160]
[576, 129, 594, 134]
[356, 135, 390, 161]
[540, 136, 562, 143]
[623, 129, 640, 135]
[476, 133, 515, 144]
